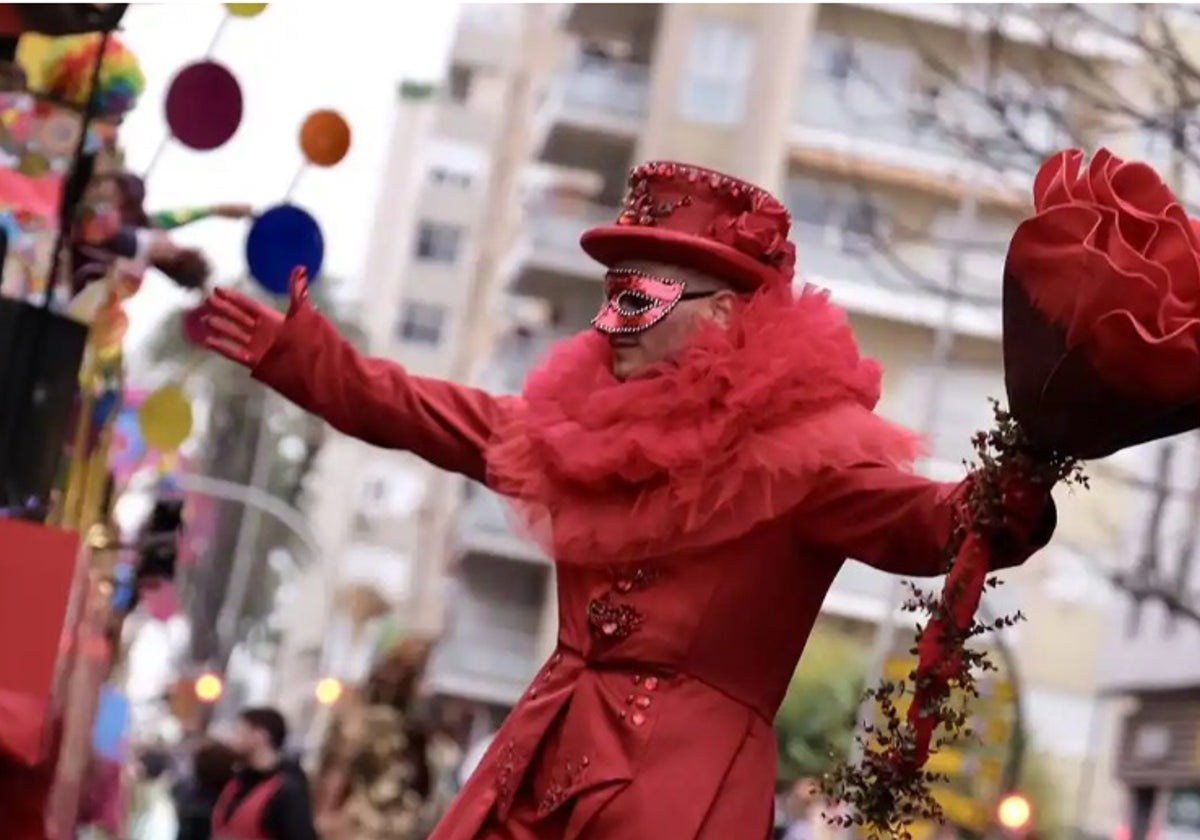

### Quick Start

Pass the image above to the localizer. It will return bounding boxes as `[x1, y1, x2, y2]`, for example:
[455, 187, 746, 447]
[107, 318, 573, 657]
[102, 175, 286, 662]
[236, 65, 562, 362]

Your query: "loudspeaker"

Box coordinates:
[0, 298, 89, 508]
[14, 5, 128, 36]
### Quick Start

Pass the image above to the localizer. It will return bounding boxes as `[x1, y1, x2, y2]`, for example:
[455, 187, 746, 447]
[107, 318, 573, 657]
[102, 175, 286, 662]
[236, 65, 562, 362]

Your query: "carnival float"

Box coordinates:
[0, 5, 353, 836]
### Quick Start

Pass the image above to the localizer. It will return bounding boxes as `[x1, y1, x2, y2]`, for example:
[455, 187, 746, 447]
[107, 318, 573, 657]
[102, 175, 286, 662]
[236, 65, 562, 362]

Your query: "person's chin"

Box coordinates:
[611, 360, 661, 382]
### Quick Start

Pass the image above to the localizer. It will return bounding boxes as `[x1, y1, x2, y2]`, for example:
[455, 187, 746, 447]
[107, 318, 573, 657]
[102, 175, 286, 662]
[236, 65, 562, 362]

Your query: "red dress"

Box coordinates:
[250, 285, 1052, 840]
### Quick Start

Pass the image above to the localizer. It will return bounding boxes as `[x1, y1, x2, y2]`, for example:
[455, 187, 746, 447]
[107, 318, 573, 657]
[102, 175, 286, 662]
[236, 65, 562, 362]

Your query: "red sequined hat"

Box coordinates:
[580, 161, 796, 292]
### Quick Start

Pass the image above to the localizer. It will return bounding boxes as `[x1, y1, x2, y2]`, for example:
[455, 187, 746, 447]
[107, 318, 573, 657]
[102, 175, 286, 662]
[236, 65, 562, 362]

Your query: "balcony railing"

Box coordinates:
[428, 620, 539, 702]
[524, 200, 618, 274]
[793, 75, 1070, 178]
[478, 332, 561, 395]
[790, 221, 1005, 306]
[518, 201, 1006, 321]
[458, 485, 548, 563]
[559, 53, 650, 120]
[794, 76, 959, 159]
[461, 488, 516, 535]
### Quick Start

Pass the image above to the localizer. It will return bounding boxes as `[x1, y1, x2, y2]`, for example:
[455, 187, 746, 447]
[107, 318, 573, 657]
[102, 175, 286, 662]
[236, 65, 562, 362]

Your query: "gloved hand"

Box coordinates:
[995, 458, 1056, 549]
[200, 266, 310, 368]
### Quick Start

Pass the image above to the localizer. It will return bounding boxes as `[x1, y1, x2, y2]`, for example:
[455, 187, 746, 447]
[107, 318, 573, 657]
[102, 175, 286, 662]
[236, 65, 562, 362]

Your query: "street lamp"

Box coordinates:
[194, 672, 224, 704]
[314, 677, 343, 706]
[997, 793, 1033, 833]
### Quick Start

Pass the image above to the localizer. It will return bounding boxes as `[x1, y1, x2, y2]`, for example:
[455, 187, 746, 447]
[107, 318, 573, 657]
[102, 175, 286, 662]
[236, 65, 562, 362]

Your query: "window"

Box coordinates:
[396, 300, 447, 346]
[357, 466, 423, 518]
[414, 221, 464, 263]
[460, 3, 518, 31]
[810, 32, 853, 81]
[840, 199, 878, 244]
[785, 177, 833, 229]
[677, 20, 756, 125]
[430, 167, 473, 189]
[785, 175, 886, 250]
[802, 33, 917, 135]
[425, 141, 487, 190]
[448, 65, 475, 104]
[808, 33, 916, 90]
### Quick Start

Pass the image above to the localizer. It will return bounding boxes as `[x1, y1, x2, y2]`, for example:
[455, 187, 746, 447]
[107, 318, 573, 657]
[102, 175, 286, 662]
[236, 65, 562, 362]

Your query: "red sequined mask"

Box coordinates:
[592, 269, 715, 335]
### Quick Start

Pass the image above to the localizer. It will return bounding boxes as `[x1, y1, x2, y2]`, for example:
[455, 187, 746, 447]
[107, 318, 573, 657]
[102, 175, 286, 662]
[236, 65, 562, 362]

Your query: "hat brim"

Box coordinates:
[580, 225, 777, 292]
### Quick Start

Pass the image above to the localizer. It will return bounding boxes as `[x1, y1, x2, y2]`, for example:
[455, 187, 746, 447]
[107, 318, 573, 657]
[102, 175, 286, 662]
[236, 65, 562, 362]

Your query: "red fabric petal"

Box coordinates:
[1012, 148, 1200, 404]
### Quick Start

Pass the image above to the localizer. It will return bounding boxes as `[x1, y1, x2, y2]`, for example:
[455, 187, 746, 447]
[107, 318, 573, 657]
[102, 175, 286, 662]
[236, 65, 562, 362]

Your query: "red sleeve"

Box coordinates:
[793, 463, 1055, 577]
[250, 302, 511, 484]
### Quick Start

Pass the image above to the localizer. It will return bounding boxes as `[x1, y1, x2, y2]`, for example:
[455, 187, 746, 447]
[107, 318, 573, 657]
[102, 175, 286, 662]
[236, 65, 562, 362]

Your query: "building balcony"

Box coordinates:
[476, 330, 564, 395]
[457, 488, 546, 565]
[425, 555, 547, 705]
[506, 202, 1004, 339]
[791, 220, 1004, 340]
[536, 51, 647, 171]
[857, 3, 1139, 62]
[450, 4, 519, 69]
[563, 3, 661, 43]
[560, 56, 649, 121]
[426, 622, 541, 705]
[508, 200, 615, 298]
[790, 77, 1060, 200]
[433, 100, 497, 146]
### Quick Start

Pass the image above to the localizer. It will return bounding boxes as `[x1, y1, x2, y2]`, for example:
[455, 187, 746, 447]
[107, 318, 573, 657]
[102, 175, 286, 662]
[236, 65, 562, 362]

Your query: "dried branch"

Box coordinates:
[1112, 570, 1200, 627]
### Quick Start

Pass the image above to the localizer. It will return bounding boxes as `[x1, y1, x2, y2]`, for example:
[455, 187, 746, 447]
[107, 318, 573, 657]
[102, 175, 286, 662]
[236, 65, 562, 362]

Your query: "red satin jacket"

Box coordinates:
[251, 306, 1050, 840]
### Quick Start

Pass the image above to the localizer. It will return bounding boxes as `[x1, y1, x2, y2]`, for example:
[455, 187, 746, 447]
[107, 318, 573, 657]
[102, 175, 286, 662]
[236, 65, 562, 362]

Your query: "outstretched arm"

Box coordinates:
[151, 203, 253, 230]
[201, 268, 509, 483]
[794, 463, 1055, 577]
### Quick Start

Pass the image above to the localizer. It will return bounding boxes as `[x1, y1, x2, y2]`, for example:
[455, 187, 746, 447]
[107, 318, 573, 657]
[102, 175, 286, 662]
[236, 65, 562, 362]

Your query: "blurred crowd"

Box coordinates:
[78, 635, 498, 840]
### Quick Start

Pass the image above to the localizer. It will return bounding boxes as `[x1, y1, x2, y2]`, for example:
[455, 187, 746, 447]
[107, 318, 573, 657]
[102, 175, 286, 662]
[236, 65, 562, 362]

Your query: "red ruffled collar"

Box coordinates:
[486, 284, 921, 564]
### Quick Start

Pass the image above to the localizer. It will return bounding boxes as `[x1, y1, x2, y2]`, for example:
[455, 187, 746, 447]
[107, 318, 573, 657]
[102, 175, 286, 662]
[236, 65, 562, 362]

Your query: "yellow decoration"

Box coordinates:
[138, 384, 193, 452]
[16, 34, 54, 92]
[225, 3, 268, 17]
[17, 152, 50, 177]
[92, 305, 129, 349]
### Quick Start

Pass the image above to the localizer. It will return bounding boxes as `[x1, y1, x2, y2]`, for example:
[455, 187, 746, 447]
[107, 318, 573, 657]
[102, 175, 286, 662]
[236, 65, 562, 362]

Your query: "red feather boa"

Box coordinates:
[486, 283, 923, 564]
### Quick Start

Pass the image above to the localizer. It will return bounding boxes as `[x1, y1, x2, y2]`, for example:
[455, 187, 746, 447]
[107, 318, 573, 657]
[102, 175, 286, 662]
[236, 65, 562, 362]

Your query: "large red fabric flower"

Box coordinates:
[1009, 148, 1200, 402]
[710, 192, 795, 274]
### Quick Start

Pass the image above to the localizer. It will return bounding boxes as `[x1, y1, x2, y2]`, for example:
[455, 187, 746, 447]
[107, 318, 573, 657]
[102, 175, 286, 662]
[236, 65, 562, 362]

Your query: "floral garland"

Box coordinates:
[821, 402, 1088, 837]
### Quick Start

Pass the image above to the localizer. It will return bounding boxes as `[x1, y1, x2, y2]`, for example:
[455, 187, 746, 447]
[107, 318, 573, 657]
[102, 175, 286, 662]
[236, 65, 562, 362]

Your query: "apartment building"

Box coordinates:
[1096, 431, 1200, 840]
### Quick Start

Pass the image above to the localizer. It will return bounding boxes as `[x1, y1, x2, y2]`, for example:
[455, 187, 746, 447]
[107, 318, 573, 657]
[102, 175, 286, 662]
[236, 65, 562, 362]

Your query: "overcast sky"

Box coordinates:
[116, 3, 461, 361]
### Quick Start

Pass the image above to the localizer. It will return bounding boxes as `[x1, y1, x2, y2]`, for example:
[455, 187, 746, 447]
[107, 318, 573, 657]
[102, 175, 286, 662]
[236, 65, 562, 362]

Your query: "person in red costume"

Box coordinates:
[200, 162, 1056, 840]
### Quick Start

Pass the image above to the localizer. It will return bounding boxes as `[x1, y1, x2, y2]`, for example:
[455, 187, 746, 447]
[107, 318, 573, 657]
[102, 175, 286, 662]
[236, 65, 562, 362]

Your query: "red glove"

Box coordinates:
[996, 460, 1056, 550]
[200, 266, 310, 368]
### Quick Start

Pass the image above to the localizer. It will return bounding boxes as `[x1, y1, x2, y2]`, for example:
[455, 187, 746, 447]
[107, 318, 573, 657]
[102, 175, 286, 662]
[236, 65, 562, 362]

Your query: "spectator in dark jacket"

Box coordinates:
[213, 707, 317, 840]
[173, 739, 237, 840]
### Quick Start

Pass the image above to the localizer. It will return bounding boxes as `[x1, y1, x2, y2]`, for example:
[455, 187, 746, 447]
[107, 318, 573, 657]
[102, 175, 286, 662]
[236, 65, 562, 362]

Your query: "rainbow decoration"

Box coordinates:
[36, 33, 145, 120]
